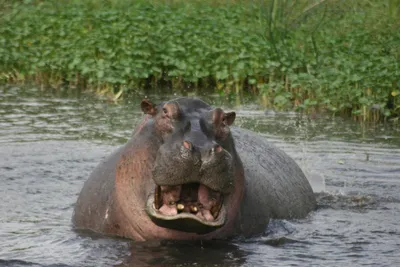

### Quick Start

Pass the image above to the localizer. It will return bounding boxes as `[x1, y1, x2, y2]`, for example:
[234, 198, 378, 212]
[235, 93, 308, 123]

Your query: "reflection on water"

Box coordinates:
[0, 86, 399, 266]
[118, 240, 248, 267]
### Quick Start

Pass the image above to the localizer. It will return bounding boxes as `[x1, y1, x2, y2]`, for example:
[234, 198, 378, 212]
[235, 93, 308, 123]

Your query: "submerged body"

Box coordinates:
[72, 98, 316, 241]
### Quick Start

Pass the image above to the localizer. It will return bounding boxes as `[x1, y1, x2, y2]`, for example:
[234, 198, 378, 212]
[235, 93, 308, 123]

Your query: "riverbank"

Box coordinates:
[0, 0, 399, 120]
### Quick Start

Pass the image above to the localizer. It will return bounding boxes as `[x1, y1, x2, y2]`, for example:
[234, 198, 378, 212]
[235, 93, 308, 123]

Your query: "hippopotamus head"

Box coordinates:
[142, 98, 241, 234]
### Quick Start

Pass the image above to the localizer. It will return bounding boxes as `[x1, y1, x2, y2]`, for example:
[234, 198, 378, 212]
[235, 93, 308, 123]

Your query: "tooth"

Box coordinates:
[190, 206, 198, 213]
[169, 201, 176, 205]
[202, 210, 214, 221]
[154, 186, 161, 209]
[211, 198, 223, 218]
[177, 203, 184, 210]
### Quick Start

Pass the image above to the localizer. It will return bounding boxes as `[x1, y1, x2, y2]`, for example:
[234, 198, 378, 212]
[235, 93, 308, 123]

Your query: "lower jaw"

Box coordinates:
[145, 195, 227, 235]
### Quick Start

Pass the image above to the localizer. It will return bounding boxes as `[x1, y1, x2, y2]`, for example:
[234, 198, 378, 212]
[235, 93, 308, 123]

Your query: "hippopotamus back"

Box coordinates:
[232, 127, 316, 236]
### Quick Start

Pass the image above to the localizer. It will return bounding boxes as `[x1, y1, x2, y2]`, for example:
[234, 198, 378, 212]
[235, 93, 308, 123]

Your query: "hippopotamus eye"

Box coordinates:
[161, 102, 181, 120]
[162, 107, 169, 117]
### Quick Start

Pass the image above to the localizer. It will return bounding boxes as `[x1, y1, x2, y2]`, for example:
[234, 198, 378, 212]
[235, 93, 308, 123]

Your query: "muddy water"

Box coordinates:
[0, 86, 399, 267]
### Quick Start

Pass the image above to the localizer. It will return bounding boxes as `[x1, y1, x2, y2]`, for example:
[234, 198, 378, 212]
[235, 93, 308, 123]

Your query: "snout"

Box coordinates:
[148, 136, 234, 233]
[152, 138, 234, 194]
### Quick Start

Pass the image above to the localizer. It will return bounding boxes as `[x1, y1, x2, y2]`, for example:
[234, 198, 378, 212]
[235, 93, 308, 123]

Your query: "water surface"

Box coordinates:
[1, 86, 399, 266]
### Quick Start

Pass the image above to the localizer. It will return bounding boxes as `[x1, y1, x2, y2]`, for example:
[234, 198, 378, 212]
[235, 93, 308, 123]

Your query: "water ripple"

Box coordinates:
[1, 86, 399, 266]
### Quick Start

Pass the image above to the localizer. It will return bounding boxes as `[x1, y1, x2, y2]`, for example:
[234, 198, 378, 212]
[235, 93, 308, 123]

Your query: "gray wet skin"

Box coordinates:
[72, 97, 317, 241]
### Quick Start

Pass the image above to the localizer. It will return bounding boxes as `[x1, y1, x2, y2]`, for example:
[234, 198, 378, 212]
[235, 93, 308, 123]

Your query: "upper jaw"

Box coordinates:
[145, 182, 227, 234]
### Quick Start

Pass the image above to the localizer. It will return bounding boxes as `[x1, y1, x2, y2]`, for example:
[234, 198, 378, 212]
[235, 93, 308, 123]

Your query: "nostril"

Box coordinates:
[183, 140, 192, 150]
[211, 145, 222, 154]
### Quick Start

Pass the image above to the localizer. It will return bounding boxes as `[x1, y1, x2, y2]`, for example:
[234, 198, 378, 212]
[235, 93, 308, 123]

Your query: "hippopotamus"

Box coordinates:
[72, 97, 316, 241]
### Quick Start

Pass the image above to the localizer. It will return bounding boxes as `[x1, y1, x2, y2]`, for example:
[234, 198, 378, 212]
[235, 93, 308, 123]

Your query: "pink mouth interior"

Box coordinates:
[154, 183, 223, 222]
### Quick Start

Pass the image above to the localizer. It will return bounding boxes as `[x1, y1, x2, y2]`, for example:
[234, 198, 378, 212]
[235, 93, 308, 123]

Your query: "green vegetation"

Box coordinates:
[0, 0, 399, 120]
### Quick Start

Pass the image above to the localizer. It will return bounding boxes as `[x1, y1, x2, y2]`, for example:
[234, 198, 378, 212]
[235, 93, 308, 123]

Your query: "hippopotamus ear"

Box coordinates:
[205, 108, 236, 140]
[141, 99, 157, 116]
[223, 112, 236, 126]
[211, 108, 235, 127]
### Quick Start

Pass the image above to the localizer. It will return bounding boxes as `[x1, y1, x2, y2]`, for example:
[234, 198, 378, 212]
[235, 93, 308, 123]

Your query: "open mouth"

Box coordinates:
[146, 183, 226, 234]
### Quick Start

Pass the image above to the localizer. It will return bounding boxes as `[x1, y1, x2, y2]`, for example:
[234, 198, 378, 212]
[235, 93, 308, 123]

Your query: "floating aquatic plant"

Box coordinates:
[0, 0, 399, 120]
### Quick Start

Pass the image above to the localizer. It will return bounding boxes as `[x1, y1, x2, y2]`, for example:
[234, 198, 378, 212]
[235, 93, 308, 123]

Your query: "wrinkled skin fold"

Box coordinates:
[72, 97, 316, 241]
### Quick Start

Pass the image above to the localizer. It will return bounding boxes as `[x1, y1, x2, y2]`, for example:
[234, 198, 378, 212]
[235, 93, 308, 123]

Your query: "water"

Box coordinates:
[1, 86, 399, 267]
